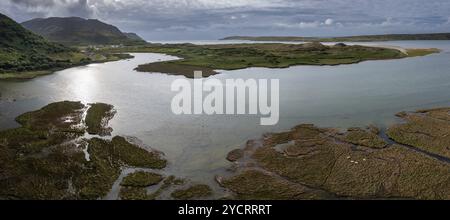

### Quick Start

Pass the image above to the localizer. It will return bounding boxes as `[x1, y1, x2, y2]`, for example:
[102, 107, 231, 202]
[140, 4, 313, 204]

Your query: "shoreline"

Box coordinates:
[0, 53, 134, 81]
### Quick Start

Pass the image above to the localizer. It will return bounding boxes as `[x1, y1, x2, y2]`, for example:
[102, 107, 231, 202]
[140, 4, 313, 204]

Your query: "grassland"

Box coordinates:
[105, 42, 438, 78]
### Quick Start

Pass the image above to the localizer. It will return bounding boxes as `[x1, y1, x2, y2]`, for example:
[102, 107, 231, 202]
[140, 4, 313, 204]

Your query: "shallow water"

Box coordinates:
[1, 40, 450, 187]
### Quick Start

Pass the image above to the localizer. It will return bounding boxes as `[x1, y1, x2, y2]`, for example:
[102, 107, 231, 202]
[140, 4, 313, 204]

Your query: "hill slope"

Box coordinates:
[0, 13, 79, 74]
[22, 17, 145, 45]
[0, 13, 133, 79]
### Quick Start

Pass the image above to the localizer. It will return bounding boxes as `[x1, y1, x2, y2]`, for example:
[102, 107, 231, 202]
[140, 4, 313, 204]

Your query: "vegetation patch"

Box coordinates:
[336, 127, 388, 149]
[119, 175, 186, 200]
[120, 171, 163, 187]
[405, 48, 441, 57]
[85, 103, 115, 136]
[111, 136, 167, 169]
[171, 184, 213, 200]
[119, 187, 150, 200]
[0, 101, 167, 200]
[387, 108, 450, 159]
[220, 170, 332, 200]
[136, 62, 217, 78]
[220, 121, 450, 200]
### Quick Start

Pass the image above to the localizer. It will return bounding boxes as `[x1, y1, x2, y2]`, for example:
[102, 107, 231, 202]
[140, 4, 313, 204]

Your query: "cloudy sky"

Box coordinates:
[1, 0, 450, 40]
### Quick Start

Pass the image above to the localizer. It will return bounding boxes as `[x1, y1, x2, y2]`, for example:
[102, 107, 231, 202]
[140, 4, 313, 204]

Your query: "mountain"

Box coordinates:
[22, 17, 146, 45]
[222, 33, 450, 42]
[0, 13, 77, 74]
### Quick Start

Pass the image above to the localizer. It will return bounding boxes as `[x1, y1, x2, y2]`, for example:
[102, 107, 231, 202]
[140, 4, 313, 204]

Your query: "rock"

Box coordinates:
[395, 111, 408, 118]
[334, 43, 347, 47]
[226, 149, 244, 162]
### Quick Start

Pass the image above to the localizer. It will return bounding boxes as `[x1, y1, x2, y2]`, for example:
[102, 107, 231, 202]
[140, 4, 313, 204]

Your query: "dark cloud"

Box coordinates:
[11, 0, 55, 8]
[66, 0, 93, 18]
[1, 0, 449, 40]
[2, 0, 93, 20]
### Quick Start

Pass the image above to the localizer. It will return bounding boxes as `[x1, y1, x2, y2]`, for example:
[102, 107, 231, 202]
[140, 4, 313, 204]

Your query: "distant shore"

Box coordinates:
[222, 33, 450, 42]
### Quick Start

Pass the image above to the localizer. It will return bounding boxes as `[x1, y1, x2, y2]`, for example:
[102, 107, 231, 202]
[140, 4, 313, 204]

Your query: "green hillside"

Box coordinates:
[22, 17, 146, 45]
[0, 13, 84, 74]
[0, 13, 133, 79]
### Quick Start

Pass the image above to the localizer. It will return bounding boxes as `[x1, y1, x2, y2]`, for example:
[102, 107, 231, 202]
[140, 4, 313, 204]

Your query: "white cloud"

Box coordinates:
[276, 19, 335, 29]
[324, 18, 334, 25]
[380, 17, 402, 27]
[298, 21, 320, 28]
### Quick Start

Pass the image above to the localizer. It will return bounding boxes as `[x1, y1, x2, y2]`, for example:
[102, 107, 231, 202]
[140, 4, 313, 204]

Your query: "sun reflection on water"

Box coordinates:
[65, 66, 99, 103]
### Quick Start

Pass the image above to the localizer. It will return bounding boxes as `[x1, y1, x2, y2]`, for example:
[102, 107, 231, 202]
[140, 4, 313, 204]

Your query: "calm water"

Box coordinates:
[1, 40, 450, 186]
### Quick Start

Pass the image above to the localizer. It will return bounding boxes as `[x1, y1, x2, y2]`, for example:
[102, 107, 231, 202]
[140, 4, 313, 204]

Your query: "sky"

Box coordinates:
[1, 0, 450, 41]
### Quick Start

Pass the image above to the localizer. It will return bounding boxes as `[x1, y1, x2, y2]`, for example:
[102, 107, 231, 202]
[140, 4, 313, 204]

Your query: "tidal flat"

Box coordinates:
[218, 113, 450, 200]
[1, 101, 449, 199]
[0, 101, 218, 200]
[0, 101, 167, 199]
